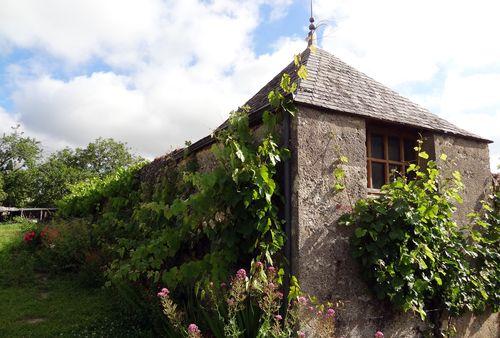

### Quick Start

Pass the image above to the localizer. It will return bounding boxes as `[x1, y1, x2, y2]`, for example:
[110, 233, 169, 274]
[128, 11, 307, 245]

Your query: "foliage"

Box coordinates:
[0, 131, 143, 207]
[0, 223, 154, 337]
[53, 53, 309, 335]
[466, 182, 500, 313]
[0, 175, 6, 203]
[158, 262, 336, 338]
[0, 126, 41, 206]
[0, 125, 41, 173]
[340, 142, 499, 322]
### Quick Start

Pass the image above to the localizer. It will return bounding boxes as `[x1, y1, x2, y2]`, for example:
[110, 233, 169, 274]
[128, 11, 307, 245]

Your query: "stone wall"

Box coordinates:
[291, 106, 426, 336]
[432, 134, 492, 224]
[291, 105, 498, 337]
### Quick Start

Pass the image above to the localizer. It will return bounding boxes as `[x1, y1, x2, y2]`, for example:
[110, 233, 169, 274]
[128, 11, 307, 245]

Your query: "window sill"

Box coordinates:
[367, 188, 383, 196]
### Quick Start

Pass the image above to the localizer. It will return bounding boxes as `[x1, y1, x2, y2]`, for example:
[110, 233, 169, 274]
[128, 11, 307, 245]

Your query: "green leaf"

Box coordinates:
[434, 276, 442, 286]
[439, 153, 447, 161]
[354, 228, 367, 238]
[297, 65, 307, 79]
[418, 151, 429, 159]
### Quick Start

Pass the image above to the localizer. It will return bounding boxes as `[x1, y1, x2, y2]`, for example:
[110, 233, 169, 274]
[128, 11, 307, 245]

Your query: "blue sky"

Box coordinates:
[0, 0, 499, 170]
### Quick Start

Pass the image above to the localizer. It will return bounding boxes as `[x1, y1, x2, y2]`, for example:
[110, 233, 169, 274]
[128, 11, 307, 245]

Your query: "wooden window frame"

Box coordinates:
[366, 124, 417, 191]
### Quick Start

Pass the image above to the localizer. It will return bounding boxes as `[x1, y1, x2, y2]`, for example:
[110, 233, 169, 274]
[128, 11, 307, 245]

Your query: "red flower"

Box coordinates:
[23, 231, 36, 242]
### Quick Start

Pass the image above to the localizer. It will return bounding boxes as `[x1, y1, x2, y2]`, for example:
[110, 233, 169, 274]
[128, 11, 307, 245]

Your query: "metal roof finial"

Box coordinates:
[307, 0, 316, 47]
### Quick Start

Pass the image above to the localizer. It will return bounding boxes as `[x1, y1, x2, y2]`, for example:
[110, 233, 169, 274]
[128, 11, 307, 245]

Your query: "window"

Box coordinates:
[366, 126, 417, 190]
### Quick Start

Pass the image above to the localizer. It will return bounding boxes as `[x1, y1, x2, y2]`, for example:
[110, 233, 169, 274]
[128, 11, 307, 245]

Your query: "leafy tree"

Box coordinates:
[0, 125, 42, 206]
[30, 138, 143, 207]
[2, 169, 37, 207]
[0, 125, 142, 207]
[74, 138, 143, 177]
[0, 175, 7, 204]
[0, 125, 41, 173]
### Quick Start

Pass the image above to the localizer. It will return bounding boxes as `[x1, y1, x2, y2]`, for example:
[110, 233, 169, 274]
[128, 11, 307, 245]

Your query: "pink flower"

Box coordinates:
[298, 296, 308, 304]
[375, 331, 384, 338]
[276, 291, 284, 299]
[227, 298, 235, 306]
[308, 306, 314, 312]
[326, 308, 335, 317]
[236, 268, 247, 280]
[157, 287, 169, 298]
[255, 261, 263, 268]
[275, 314, 282, 321]
[268, 266, 276, 273]
[220, 282, 227, 288]
[188, 323, 200, 334]
[297, 331, 306, 338]
[317, 310, 323, 317]
[268, 282, 276, 289]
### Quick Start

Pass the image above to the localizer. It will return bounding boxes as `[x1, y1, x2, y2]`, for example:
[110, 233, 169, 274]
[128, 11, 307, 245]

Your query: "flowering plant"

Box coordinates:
[158, 262, 336, 337]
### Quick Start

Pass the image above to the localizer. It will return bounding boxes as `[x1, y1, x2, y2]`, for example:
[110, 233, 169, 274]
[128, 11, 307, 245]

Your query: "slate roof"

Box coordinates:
[244, 47, 489, 142]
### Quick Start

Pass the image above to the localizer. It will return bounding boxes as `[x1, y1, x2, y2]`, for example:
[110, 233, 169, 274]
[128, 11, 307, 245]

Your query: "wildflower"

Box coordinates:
[227, 298, 235, 307]
[187, 323, 202, 337]
[275, 314, 282, 321]
[188, 324, 200, 333]
[317, 310, 323, 317]
[297, 331, 306, 338]
[157, 288, 169, 298]
[220, 282, 227, 288]
[268, 282, 276, 289]
[308, 306, 315, 312]
[23, 231, 36, 242]
[276, 291, 284, 299]
[326, 308, 335, 317]
[297, 296, 308, 305]
[255, 261, 263, 268]
[375, 331, 384, 338]
[236, 269, 247, 280]
[268, 266, 276, 273]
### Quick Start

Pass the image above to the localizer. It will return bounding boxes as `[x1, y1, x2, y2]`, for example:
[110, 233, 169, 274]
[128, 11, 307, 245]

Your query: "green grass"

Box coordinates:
[0, 222, 152, 337]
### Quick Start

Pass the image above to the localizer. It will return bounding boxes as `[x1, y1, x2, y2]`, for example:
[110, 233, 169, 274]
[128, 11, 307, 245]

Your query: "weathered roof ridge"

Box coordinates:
[152, 47, 490, 164]
[244, 47, 489, 142]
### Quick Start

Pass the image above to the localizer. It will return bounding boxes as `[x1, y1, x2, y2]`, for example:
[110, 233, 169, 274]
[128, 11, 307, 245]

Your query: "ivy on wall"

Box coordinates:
[57, 55, 308, 293]
[340, 140, 499, 332]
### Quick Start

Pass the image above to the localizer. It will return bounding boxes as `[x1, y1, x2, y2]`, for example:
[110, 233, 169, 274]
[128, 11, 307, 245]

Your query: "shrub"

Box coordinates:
[340, 143, 499, 323]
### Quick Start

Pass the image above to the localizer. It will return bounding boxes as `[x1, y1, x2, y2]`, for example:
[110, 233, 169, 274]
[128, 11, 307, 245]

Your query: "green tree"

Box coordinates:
[0, 125, 41, 173]
[74, 137, 143, 177]
[0, 125, 42, 206]
[0, 175, 7, 204]
[30, 138, 143, 207]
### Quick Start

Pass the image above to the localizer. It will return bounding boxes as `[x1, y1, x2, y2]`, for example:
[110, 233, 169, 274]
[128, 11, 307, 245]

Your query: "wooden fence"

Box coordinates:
[0, 207, 56, 222]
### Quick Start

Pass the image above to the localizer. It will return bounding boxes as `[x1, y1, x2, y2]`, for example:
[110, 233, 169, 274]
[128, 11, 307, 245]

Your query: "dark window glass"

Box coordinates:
[371, 135, 384, 159]
[404, 139, 416, 162]
[372, 162, 385, 189]
[388, 137, 400, 161]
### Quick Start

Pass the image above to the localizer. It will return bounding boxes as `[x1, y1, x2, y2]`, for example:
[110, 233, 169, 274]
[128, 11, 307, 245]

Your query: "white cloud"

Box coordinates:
[0, 106, 18, 134]
[1, 0, 498, 172]
[315, 0, 500, 171]
[0, 0, 304, 158]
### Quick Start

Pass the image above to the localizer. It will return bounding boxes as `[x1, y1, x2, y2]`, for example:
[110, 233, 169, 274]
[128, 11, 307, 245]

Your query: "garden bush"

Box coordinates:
[340, 142, 499, 331]
[50, 53, 314, 336]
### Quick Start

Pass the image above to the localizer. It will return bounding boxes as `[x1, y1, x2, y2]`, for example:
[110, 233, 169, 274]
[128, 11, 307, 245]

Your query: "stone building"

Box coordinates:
[150, 47, 497, 336]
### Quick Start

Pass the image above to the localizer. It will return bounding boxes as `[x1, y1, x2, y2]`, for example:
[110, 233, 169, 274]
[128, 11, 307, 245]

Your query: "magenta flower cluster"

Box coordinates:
[188, 323, 200, 334]
[236, 268, 247, 280]
[375, 331, 384, 338]
[157, 287, 169, 298]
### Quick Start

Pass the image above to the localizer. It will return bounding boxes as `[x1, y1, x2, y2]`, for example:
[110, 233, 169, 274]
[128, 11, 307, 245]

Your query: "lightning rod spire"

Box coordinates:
[307, 0, 316, 47]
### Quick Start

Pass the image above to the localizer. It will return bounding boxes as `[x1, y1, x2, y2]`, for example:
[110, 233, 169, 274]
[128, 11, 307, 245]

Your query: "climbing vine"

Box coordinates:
[340, 140, 499, 330]
[57, 54, 308, 294]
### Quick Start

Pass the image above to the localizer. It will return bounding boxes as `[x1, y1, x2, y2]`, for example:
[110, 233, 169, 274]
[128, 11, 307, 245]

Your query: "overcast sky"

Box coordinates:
[0, 0, 499, 170]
